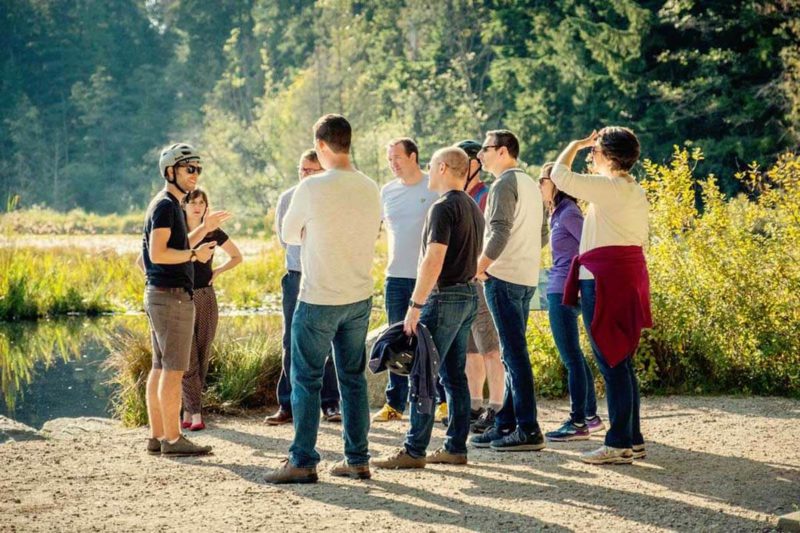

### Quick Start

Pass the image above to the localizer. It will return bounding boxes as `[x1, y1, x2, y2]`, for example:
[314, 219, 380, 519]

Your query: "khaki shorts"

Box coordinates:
[144, 288, 195, 371]
[467, 281, 499, 354]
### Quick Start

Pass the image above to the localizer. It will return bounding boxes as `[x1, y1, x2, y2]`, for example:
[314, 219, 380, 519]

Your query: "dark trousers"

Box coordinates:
[404, 284, 477, 457]
[547, 292, 597, 424]
[277, 271, 339, 413]
[484, 276, 540, 434]
[580, 280, 643, 448]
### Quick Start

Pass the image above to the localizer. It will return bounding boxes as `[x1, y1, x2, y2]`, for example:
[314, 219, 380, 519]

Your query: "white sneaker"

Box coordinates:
[580, 445, 634, 465]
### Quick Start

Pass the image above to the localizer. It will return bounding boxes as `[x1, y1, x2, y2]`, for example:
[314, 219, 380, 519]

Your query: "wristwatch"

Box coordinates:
[190, 249, 197, 262]
[408, 299, 424, 310]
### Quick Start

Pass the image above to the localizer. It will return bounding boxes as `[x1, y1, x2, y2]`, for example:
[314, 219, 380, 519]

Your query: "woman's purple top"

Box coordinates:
[547, 199, 584, 294]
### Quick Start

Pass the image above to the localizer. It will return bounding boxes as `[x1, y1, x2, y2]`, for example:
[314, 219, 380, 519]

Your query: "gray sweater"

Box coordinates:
[484, 167, 547, 287]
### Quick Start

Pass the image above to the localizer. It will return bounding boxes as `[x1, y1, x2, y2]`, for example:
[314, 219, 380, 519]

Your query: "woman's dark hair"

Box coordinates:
[541, 162, 578, 209]
[597, 126, 640, 172]
[182, 187, 209, 222]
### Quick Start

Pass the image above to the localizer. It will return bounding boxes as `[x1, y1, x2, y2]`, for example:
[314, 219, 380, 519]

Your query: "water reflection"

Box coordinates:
[0, 308, 388, 429]
[0, 316, 139, 427]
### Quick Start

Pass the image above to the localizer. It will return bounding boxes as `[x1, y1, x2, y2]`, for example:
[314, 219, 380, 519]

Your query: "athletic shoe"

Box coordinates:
[323, 406, 342, 423]
[545, 420, 590, 442]
[470, 407, 485, 423]
[470, 407, 496, 434]
[372, 403, 404, 422]
[160, 436, 212, 457]
[632, 444, 646, 460]
[330, 460, 371, 479]
[586, 415, 606, 434]
[580, 445, 633, 465]
[146, 437, 162, 455]
[427, 448, 468, 465]
[470, 426, 512, 449]
[436, 402, 449, 426]
[372, 448, 426, 469]
[264, 408, 292, 425]
[264, 459, 318, 484]
[490, 428, 546, 452]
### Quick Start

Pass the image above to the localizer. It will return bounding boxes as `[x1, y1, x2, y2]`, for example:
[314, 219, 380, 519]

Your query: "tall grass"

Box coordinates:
[0, 248, 142, 320]
[105, 316, 285, 427]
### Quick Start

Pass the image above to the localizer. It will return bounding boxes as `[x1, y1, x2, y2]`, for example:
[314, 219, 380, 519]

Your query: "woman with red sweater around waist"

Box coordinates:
[551, 127, 652, 465]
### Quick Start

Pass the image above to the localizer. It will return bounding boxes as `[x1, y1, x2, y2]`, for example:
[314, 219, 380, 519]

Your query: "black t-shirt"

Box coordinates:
[421, 190, 485, 286]
[193, 229, 229, 289]
[142, 190, 193, 291]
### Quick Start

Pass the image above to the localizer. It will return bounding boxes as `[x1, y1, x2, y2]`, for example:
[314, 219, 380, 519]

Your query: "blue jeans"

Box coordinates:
[484, 276, 540, 434]
[289, 298, 372, 468]
[278, 271, 339, 412]
[384, 277, 446, 411]
[404, 283, 477, 458]
[580, 280, 643, 448]
[547, 292, 597, 424]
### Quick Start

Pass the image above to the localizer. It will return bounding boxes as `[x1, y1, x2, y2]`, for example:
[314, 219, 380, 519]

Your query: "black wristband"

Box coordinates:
[408, 299, 424, 310]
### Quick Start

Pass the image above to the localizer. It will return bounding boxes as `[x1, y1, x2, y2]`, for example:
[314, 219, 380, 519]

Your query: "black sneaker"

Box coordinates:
[470, 407, 485, 423]
[470, 407, 496, 434]
[323, 406, 342, 423]
[490, 427, 546, 452]
[470, 426, 511, 448]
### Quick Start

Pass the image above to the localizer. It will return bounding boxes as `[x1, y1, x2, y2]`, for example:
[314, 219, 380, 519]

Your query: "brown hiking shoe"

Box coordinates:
[264, 459, 318, 484]
[146, 437, 162, 455]
[330, 460, 371, 479]
[427, 448, 468, 465]
[160, 436, 212, 457]
[372, 448, 426, 469]
[264, 408, 293, 425]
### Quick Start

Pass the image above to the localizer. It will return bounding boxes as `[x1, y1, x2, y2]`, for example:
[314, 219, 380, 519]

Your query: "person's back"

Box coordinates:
[289, 168, 381, 305]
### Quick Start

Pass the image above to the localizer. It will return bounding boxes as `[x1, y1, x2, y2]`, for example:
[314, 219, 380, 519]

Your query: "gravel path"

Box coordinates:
[1, 396, 798, 532]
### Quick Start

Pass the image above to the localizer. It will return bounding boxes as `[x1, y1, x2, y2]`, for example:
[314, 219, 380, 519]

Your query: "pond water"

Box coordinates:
[0, 314, 280, 428]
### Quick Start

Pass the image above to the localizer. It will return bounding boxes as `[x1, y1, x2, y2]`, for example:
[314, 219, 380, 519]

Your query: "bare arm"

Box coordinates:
[403, 243, 447, 335]
[135, 252, 145, 274]
[210, 238, 243, 284]
[149, 228, 216, 264]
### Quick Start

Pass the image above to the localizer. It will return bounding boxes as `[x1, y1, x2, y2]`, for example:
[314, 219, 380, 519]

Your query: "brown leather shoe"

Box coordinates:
[264, 459, 318, 484]
[427, 447, 467, 465]
[264, 408, 292, 425]
[372, 448, 426, 469]
[330, 460, 371, 479]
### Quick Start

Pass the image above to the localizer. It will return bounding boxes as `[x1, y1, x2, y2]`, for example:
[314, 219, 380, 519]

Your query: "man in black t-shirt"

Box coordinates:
[374, 147, 484, 469]
[141, 143, 220, 457]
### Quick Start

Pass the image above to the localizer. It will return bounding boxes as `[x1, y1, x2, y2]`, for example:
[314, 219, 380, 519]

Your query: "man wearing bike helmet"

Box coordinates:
[140, 143, 221, 457]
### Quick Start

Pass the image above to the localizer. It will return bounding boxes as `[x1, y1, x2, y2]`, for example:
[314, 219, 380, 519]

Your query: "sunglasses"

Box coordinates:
[179, 164, 203, 175]
[478, 145, 499, 153]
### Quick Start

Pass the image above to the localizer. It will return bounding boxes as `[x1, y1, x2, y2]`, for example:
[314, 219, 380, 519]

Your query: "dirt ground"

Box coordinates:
[1, 396, 798, 532]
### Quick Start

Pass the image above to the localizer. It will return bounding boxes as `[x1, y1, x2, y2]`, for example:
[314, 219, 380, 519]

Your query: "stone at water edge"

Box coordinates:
[41, 417, 118, 439]
[0, 415, 44, 443]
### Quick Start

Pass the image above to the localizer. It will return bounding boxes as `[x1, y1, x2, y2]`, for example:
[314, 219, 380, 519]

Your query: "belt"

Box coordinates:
[146, 285, 191, 295]
[432, 280, 476, 292]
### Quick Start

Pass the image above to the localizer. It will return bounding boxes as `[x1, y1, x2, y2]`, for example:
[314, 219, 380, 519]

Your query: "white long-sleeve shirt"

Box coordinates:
[550, 163, 649, 280]
[282, 168, 381, 305]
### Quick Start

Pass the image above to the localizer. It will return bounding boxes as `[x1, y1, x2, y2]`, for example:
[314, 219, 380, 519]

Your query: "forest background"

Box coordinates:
[2, 0, 799, 217]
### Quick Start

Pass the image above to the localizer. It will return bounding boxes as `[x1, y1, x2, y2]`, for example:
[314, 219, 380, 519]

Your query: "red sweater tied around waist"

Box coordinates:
[562, 245, 653, 368]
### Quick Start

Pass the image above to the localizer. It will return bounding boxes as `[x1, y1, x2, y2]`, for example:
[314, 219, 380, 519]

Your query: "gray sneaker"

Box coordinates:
[632, 444, 646, 460]
[161, 435, 212, 457]
[470, 426, 511, 448]
[146, 437, 162, 455]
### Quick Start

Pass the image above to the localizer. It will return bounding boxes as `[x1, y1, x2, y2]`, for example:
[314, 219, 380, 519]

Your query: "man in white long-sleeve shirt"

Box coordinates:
[265, 114, 381, 484]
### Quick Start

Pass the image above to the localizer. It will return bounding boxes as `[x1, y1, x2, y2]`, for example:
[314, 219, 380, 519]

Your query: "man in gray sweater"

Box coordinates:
[471, 129, 547, 452]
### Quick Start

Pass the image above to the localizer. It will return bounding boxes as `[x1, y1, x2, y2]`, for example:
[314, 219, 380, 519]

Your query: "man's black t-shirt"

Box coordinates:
[142, 190, 193, 291]
[193, 229, 229, 289]
[421, 190, 485, 286]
